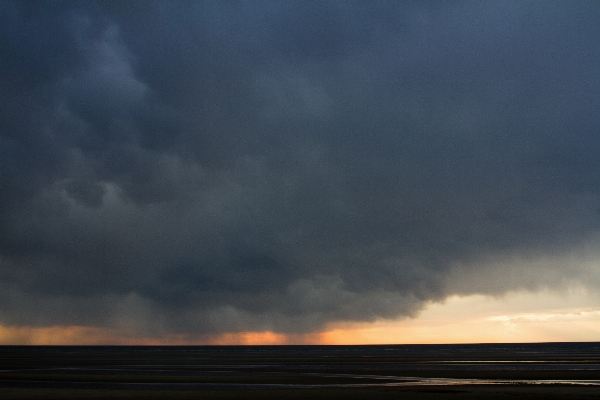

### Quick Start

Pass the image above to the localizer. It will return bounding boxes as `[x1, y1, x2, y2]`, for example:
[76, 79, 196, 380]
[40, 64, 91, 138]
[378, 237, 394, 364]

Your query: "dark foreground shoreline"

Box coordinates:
[2, 385, 600, 400]
[1, 343, 599, 399]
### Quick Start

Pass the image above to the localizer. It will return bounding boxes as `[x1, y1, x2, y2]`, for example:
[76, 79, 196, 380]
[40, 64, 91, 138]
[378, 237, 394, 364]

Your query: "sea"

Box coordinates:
[1, 342, 599, 389]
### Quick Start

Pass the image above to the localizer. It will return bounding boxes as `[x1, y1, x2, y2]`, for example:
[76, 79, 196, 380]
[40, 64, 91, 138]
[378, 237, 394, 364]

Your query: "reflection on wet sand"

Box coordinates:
[1, 343, 599, 398]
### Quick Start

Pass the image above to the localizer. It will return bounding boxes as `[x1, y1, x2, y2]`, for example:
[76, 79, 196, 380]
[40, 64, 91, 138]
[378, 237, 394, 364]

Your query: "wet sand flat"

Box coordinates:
[2, 386, 600, 400]
[1, 344, 599, 399]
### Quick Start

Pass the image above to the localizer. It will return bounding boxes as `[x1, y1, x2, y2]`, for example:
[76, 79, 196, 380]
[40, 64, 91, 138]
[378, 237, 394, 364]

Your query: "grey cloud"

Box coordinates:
[2, 1, 600, 336]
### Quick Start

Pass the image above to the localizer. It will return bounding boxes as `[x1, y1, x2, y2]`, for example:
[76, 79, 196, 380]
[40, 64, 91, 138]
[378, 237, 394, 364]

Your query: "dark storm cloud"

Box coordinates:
[2, 1, 600, 335]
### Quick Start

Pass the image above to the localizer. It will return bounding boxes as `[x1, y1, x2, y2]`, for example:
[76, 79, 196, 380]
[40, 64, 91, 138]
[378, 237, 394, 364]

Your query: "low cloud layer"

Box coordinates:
[2, 1, 600, 337]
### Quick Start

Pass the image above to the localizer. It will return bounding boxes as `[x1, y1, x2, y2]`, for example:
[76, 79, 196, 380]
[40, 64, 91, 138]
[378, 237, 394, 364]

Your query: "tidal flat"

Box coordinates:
[1, 343, 599, 399]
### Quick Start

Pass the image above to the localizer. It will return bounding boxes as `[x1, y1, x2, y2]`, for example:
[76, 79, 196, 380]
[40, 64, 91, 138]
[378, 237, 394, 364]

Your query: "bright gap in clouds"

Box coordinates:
[320, 288, 600, 344]
[1, 288, 598, 345]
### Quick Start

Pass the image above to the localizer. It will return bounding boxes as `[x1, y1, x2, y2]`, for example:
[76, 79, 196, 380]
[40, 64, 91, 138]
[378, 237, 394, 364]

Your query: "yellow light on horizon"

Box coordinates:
[1, 289, 599, 345]
[315, 289, 600, 344]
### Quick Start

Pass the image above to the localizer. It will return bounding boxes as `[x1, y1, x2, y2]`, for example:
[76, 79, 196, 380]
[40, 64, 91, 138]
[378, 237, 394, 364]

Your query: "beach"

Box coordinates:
[2, 385, 600, 400]
[1, 344, 598, 399]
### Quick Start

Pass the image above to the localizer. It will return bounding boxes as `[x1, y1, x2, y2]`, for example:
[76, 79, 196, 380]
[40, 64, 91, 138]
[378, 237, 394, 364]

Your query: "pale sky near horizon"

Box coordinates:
[322, 289, 600, 344]
[2, 1, 600, 344]
[2, 289, 599, 345]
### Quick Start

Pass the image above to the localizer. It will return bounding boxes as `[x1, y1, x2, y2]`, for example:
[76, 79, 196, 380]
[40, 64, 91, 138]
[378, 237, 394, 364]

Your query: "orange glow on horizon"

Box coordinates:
[0, 325, 325, 346]
[2, 290, 599, 345]
[0, 324, 125, 345]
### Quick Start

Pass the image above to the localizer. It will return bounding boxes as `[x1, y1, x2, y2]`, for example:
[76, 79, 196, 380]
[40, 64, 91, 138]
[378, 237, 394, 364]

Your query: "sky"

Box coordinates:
[1, 0, 600, 345]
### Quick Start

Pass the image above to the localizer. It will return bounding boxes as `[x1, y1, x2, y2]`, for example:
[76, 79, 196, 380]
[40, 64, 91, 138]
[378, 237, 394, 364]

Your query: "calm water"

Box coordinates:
[1, 343, 599, 389]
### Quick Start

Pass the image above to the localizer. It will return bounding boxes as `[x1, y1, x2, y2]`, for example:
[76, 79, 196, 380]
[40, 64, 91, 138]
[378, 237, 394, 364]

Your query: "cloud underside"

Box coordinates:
[1, 1, 600, 336]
